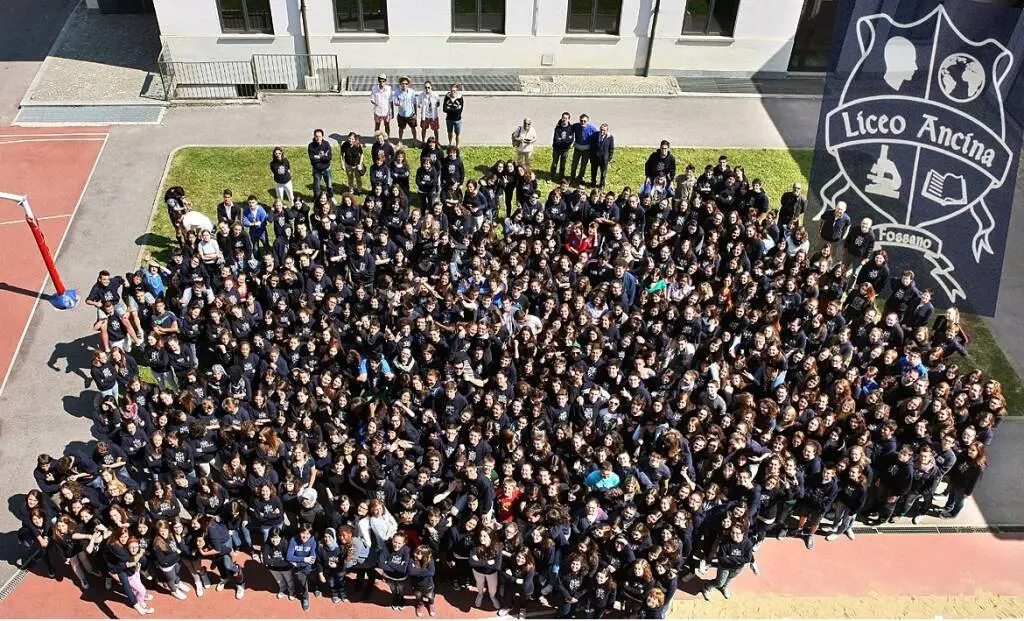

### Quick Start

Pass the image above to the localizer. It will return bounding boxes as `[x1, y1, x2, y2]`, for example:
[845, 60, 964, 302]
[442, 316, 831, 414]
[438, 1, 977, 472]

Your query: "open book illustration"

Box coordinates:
[922, 170, 968, 206]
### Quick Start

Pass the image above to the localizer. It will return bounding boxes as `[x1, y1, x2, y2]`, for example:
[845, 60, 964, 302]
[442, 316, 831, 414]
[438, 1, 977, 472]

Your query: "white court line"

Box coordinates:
[0, 132, 109, 138]
[0, 213, 74, 226]
[0, 132, 109, 401]
[0, 138, 108, 146]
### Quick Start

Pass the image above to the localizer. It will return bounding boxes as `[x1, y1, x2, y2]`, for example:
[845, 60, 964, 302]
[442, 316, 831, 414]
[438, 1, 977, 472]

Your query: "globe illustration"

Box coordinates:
[937, 53, 985, 102]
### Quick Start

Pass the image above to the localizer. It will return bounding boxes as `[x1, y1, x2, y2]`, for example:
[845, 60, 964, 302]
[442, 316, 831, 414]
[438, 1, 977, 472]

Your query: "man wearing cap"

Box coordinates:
[392, 76, 418, 146]
[370, 73, 393, 136]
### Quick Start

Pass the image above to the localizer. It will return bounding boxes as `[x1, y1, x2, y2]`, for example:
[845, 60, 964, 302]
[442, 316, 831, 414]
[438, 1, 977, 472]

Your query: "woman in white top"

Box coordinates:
[511, 118, 538, 168]
[196, 229, 223, 266]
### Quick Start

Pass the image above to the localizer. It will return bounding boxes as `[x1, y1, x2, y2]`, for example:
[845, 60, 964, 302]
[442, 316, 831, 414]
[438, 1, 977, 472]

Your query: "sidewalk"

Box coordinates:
[0, 95, 1019, 595]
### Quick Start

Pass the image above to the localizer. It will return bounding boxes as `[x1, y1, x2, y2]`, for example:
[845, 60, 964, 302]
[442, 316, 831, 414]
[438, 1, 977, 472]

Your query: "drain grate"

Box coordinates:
[345, 72, 521, 93]
[15, 105, 165, 125]
[677, 75, 824, 96]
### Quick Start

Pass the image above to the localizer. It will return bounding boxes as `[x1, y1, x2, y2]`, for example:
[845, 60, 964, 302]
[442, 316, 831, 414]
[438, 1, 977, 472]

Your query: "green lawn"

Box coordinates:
[145, 145, 1022, 414]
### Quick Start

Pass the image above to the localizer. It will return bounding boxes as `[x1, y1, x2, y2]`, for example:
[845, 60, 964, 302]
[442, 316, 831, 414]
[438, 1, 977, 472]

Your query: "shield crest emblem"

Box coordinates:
[817, 4, 1015, 302]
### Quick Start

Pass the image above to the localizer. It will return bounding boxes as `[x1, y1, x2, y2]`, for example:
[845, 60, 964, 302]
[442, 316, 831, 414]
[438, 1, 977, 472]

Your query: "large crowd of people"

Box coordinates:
[13, 94, 1002, 619]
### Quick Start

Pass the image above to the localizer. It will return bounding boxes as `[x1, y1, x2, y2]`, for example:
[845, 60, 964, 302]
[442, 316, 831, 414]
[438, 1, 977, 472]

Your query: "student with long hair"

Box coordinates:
[151, 520, 190, 600]
[942, 441, 987, 518]
[499, 547, 535, 619]
[409, 544, 437, 617]
[469, 527, 502, 610]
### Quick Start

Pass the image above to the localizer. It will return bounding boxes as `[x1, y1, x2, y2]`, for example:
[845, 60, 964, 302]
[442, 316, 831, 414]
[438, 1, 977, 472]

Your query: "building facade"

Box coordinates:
[153, 0, 839, 76]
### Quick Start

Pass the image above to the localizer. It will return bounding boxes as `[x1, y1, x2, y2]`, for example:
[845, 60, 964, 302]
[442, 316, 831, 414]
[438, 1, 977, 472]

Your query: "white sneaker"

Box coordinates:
[177, 583, 191, 593]
[825, 533, 839, 542]
[195, 583, 205, 597]
[720, 586, 732, 600]
[753, 540, 763, 551]
[236, 585, 245, 600]
[277, 592, 287, 600]
[216, 582, 225, 592]
[846, 530, 856, 541]
[173, 590, 187, 600]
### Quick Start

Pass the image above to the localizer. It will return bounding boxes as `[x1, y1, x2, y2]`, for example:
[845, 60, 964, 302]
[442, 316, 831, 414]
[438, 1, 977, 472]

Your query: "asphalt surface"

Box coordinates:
[0, 0, 78, 124]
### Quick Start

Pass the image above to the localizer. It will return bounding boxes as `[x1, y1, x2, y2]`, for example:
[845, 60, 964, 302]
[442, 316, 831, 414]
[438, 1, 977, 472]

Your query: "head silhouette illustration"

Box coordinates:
[883, 36, 918, 90]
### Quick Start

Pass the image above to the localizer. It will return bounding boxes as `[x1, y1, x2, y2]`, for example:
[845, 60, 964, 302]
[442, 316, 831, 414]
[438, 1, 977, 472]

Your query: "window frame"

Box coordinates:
[681, 0, 740, 37]
[217, 0, 274, 35]
[451, 0, 506, 34]
[565, 0, 623, 36]
[334, 0, 389, 34]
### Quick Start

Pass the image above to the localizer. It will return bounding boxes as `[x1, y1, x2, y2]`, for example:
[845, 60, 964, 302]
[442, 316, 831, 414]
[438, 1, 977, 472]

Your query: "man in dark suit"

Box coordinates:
[589, 123, 615, 189]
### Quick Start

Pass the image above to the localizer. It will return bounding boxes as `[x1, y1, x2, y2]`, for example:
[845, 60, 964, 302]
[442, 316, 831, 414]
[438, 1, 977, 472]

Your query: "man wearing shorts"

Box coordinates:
[86, 270, 130, 352]
[392, 76, 418, 146]
[443, 83, 465, 148]
[417, 80, 441, 146]
[370, 73, 393, 136]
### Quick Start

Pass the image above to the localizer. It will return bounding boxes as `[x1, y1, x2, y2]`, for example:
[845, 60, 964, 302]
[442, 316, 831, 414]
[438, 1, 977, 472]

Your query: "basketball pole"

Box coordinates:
[0, 191, 79, 310]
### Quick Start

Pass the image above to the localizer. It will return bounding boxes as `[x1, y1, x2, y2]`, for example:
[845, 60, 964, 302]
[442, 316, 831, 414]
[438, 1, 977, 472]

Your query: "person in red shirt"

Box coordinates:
[495, 478, 522, 523]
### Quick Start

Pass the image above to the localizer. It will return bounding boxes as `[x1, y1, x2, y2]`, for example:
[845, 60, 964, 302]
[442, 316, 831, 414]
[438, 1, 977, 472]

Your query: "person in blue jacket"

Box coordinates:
[287, 523, 318, 611]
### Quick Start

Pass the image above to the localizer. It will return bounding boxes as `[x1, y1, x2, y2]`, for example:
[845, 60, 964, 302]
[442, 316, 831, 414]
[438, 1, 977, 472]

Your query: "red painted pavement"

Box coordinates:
[3, 534, 1023, 618]
[0, 126, 108, 394]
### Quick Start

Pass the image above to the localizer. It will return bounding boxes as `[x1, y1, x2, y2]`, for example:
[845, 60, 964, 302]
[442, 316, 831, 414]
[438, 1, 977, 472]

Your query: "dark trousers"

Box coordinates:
[590, 157, 609, 188]
[570, 147, 590, 183]
[326, 571, 347, 598]
[293, 569, 311, 601]
[551, 148, 570, 179]
[269, 568, 294, 595]
[385, 577, 407, 606]
[312, 168, 333, 198]
[413, 585, 435, 605]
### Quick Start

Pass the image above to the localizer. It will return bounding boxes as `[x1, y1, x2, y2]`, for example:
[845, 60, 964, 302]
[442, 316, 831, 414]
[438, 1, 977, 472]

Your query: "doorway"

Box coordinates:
[788, 0, 837, 72]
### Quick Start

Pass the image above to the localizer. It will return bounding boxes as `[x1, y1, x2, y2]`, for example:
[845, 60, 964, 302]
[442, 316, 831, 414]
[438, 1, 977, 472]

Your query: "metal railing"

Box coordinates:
[156, 47, 341, 101]
[253, 54, 341, 93]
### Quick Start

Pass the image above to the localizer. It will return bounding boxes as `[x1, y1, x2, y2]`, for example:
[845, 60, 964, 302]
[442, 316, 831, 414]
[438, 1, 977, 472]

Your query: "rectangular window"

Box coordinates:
[452, 0, 505, 34]
[567, 0, 622, 35]
[682, 0, 740, 36]
[335, 0, 388, 33]
[218, 0, 273, 34]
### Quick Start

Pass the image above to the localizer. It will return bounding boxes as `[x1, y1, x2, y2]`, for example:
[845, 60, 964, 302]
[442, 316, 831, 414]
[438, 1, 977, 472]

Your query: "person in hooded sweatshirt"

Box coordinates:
[702, 524, 753, 601]
[551, 112, 575, 181]
[262, 527, 295, 600]
[378, 532, 411, 611]
[870, 444, 914, 525]
[287, 523, 318, 611]
[556, 552, 589, 617]
[317, 527, 345, 604]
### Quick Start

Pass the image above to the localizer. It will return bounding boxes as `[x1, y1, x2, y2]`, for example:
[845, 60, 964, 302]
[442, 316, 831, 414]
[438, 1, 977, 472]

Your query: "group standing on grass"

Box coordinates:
[16, 107, 1002, 619]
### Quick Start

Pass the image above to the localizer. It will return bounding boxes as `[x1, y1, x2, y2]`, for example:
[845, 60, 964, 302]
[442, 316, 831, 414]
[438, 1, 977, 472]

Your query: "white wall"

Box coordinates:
[155, 0, 807, 74]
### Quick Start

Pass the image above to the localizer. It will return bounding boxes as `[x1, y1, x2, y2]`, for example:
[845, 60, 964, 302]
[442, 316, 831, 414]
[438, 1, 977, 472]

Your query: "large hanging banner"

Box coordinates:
[810, 0, 1024, 315]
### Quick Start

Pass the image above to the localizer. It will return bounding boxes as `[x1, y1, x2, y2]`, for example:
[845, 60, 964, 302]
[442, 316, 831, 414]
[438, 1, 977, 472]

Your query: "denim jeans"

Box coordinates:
[229, 526, 252, 552]
[312, 168, 333, 198]
[116, 570, 139, 606]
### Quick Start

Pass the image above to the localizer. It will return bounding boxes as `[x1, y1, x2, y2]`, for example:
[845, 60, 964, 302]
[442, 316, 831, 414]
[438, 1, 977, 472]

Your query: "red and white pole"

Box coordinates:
[0, 191, 78, 310]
